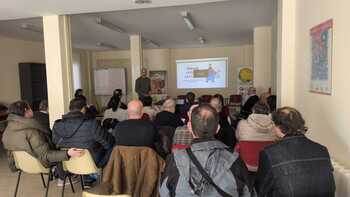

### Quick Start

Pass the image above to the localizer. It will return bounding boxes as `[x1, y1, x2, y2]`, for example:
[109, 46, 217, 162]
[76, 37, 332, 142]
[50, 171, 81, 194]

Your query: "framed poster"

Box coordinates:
[310, 19, 333, 95]
[237, 65, 253, 95]
[150, 70, 167, 94]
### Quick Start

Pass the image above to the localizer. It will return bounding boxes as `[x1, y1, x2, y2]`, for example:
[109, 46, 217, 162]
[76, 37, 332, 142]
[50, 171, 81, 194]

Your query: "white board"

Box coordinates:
[94, 68, 126, 95]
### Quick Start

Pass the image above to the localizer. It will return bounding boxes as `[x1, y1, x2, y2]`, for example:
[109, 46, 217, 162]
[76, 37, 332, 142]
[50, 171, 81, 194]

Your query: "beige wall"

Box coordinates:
[0, 35, 45, 104]
[292, 0, 350, 167]
[92, 45, 253, 101]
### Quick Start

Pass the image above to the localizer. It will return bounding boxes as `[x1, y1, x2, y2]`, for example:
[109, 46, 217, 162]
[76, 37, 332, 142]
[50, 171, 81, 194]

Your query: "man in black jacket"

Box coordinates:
[52, 98, 114, 168]
[255, 107, 335, 197]
[160, 104, 251, 197]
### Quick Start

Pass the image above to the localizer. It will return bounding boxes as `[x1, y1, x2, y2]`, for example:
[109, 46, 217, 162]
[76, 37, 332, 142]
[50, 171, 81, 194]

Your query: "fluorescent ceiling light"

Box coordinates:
[96, 42, 118, 49]
[20, 23, 42, 34]
[198, 36, 205, 44]
[181, 11, 195, 31]
[134, 0, 152, 4]
[96, 17, 125, 33]
[143, 38, 160, 48]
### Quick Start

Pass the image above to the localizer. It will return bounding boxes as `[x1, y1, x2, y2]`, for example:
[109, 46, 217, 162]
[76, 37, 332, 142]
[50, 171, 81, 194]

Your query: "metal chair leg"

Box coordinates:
[68, 175, 75, 193]
[80, 175, 84, 191]
[14, 171, 22, 197]
[44, 171, 51, 197]
[61, 175, 67, 197]
[40, 173, 47, 188]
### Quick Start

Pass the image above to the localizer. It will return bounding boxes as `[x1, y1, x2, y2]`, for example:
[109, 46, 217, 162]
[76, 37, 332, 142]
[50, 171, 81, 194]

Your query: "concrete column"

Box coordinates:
[130, 34, 143, 99]
[254, 26, 272, 96]
[276, 0, 296, 107]
[43, 15, 74, 127]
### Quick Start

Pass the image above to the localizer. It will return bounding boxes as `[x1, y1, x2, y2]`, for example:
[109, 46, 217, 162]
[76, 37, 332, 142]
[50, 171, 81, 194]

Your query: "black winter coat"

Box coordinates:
[255, 135, 335, 197]
[52, 111, 114, 167]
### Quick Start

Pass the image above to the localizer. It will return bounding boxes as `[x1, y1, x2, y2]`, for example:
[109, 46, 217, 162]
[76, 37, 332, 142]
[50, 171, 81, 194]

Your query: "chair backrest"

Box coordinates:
[230, 94, 242, 104]
[63, 149, 99, 175]
[236, 141, 274, 170]
[12, 151, 49, 174]
[82, 192, 131, 197]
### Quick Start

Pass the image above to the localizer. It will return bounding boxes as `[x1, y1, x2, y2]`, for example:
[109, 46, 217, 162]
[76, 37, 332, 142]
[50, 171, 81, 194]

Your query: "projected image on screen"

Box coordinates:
[176, 57, 228, 89]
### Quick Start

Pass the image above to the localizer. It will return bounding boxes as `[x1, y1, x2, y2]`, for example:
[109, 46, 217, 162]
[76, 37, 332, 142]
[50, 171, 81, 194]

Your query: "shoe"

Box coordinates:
[57, 175, 80, 187]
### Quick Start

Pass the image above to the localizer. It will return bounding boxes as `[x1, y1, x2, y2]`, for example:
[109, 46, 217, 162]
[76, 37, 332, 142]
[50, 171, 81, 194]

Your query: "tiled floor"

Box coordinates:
[0, 150, 83, 197]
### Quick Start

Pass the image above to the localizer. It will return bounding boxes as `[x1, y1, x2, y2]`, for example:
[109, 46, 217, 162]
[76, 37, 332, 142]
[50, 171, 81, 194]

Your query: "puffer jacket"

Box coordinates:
[2, 114, 68, 168]
[52, 111, 114, 167]
[160, 138, 251, 197]
[236, 114, 276, 141]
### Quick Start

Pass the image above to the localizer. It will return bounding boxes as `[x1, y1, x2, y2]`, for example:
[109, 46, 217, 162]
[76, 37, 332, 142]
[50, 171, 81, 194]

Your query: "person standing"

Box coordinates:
[135, 68, 151, 100]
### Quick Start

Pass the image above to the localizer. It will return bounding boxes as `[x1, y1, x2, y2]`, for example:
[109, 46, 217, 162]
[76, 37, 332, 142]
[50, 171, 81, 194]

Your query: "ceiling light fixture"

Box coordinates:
[198, 36, 206, 44]
[20, 23, 43, 34]
[143, 38, 160, 48]
[96, 17, 125, 33]
[181, 11, 195, 31]
[96, 42, 118, 49]
[134, 0, 152, 4]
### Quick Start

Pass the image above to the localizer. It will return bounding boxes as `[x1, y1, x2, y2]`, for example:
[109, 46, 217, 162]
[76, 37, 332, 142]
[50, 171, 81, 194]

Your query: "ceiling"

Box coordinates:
[0, 0, 276, 50]
[0, 0, 228, 20]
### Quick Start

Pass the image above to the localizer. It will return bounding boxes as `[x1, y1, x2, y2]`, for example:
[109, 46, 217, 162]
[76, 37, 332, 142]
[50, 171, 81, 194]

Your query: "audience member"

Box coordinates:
[255, 107, 335, 197]
[172, 104, 198, 149]
[135, 68, 151, 100]
[107, 89, 127, 110]
[235, 102, 276, 186]
[142, 96, 158, 121]
[52, 98, 114, 168]
[0, 104, 8, 133]
[240, 87, 259, 119]
[160, 104, 251, 196]
[180, 92, 196, 121]
[155, 98, 184, 129]
[74, 88, 86, 100]
[260, 92, 271, 106]
[112, 100, 159, 148]
[33, 100, 50, 132]
[210, 96, 236, 148]
[2, 100, 82, 171]
[103, 96, 128, 123]
[267, 95, 276, 112]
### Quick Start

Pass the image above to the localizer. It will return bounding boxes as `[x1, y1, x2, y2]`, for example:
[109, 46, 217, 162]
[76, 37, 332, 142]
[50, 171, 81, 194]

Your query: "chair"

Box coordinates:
[62, 149, 100, 197]
[12, 151, 53, 197]
[82, 192, 131, 197]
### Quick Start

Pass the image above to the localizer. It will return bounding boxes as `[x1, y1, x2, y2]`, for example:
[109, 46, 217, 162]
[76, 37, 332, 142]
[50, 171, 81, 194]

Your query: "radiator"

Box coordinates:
[332, 159, 350, 197]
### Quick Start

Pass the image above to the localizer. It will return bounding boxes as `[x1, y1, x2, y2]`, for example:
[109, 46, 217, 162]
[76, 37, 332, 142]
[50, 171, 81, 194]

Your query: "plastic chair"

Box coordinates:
[82, 192, 131, 197]
[62, 149, 100, 197]
[12, 151, 53, 197]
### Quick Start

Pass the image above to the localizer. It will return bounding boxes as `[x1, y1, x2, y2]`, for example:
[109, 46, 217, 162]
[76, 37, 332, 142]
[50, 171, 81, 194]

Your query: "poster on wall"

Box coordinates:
[237, 66, 253, 95]
[310, 19, 333, 95]
[149, 70, 167, 94]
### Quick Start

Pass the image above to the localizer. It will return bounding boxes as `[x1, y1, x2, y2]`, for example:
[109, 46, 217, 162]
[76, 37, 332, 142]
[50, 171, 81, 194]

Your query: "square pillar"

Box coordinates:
[43, 15, 74, 126]
[130, 34, 143, 99]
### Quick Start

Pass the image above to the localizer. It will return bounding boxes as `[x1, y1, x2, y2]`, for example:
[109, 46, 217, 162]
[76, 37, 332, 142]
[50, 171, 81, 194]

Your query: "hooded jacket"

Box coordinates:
[52, 111, 114, 167]
[236, 114, 276, 142]
[2, 114, 68, 168]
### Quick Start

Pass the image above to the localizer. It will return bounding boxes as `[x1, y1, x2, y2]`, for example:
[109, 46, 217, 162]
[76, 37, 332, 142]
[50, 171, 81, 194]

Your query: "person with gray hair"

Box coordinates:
[155, 98, 184, 129]
[112, 100, 159, 148]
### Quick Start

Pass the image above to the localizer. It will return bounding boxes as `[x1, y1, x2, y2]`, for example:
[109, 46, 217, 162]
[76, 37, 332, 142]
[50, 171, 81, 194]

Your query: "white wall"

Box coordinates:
[0, 35, 45, 104]
[92, 45, 253, 101]
[284, 0, 350, 167]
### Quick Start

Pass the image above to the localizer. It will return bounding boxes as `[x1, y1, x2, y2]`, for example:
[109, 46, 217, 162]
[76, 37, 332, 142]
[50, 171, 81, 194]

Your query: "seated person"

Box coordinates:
[2, 100, 82, 170]
[267, 95, 276, 112]
[112, 100, 159, 148]
[210, 96, 236, 148]
[0, 103, 8, 133]
[141, 96, 158, 121]
[240, 87, 259, 119]
[255, 107, 335, 197]
[33, 100, 50, 133]
[155, 98, 184, 129]
[107, 89, 127, 110]
[75, 89, 98, 118]
[180, 92, 196, 122]
[53, 98, 114, 168]
[103, 96, 128, 123]
[160, 104, 251, 196]
[172, 104, 198, 149]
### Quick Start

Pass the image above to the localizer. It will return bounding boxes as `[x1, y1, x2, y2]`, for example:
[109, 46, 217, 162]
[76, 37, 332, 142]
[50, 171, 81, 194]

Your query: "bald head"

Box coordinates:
[127, 100, 144, 119]
[162, 98, 176, 113]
